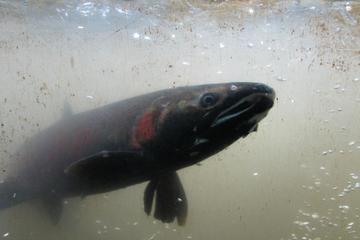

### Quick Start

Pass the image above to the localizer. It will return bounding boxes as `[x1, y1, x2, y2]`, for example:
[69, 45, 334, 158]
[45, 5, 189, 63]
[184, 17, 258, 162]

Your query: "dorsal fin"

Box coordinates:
[63, 101, 73, 118]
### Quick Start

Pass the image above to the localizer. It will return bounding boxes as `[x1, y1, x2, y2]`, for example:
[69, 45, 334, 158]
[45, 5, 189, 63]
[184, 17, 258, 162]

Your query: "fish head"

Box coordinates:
[138, 82, 275, 159]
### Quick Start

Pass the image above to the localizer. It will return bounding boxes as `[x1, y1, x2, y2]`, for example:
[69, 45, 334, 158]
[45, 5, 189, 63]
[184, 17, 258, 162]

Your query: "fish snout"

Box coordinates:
[252, 83, 275, 99]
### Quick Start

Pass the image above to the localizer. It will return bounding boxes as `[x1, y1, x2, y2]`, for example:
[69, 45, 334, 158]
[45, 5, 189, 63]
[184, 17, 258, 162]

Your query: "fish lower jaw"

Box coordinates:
[210, 103, 255, 128]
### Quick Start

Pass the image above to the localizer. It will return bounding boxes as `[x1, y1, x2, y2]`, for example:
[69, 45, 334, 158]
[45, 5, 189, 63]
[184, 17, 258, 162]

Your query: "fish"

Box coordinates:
[0, 82, 275, 225]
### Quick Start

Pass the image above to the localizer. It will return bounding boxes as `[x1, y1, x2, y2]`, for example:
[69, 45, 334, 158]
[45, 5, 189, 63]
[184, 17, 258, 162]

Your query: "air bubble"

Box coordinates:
[350, 173, 358, 179]
[312, 213, 319, 219]
[276, 76, 287, 81]
[338, 192, 345, 197]
[333, 84, 341, 89]
[294, 221, 309, 226]
[339, 205, 350, 210]
[133, 33, 140, 39]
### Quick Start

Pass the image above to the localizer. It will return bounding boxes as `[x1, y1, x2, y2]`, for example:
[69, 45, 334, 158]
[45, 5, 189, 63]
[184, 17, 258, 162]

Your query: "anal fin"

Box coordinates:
[143, 172, 188, 226]
[42, 194, 63, 225]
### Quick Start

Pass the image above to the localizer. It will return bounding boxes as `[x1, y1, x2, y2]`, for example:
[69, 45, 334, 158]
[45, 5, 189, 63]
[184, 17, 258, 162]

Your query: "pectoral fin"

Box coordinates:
[64, 151, 143, 179]
[144, 172, 188, 226]
[144, 178, 157, 215]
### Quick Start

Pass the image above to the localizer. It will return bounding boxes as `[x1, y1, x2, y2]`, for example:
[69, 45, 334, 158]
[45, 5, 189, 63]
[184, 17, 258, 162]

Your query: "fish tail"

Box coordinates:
[0, 179, 28, 209]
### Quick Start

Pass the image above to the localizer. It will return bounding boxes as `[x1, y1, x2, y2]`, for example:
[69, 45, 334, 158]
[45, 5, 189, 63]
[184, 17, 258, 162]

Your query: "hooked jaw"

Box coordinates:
[211, 83, 275, 130]
[176, 82, 275, 162]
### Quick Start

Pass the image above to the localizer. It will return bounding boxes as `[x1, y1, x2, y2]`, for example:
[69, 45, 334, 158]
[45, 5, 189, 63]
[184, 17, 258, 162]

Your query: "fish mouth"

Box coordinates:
[211, 87, 275, 128]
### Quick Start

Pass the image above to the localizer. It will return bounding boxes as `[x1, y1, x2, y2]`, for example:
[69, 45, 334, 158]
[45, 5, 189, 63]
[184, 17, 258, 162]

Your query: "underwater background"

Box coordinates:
[0, 0, 360, 239]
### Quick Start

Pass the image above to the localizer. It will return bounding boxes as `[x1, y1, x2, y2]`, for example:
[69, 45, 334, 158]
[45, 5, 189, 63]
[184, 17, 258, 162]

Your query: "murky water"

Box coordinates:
[0, 0, 359, 239]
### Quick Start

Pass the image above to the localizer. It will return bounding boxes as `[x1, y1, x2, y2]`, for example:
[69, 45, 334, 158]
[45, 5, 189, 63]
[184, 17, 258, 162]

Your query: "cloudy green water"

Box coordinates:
[0, 0, 359, 239]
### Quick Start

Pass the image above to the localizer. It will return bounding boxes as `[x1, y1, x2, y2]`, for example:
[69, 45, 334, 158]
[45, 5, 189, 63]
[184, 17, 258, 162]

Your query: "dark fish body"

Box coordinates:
[15, 91, 171, 195]
[1, 82, 275, 225]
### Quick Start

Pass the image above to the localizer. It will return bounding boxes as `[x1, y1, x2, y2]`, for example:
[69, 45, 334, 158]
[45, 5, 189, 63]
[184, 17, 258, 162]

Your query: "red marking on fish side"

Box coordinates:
[132, 110, 157, 149]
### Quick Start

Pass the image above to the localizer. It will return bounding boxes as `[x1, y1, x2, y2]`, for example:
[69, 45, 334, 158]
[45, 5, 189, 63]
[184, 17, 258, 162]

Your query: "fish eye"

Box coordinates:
[200, 93, 219, 108]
